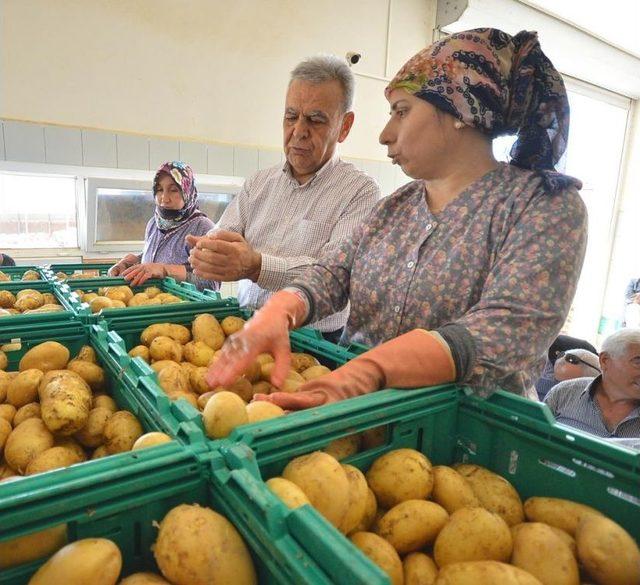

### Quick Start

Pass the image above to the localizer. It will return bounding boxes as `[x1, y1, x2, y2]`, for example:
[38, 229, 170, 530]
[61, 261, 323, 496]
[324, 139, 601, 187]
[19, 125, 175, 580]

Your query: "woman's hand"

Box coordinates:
[108, 254, 140, 276]
[121, 263, 167, 286]
[205, 290, 308, 389]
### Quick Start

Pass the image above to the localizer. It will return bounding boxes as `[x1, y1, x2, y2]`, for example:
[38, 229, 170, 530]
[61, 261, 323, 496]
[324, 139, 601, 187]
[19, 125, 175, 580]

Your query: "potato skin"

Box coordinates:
[435, 561, 543, 584]
[0, 417, 12, 453]
[523, 497, 602, 536]
[221, 316, 246, 336]
[351, 488, 378, 534]
[141, 323, 191, 346]
[103, 410, 143, 454]
[28, 538, 122, 585]
[576, 514, 640, 585]
[128, 345, 150, 363]
[19, 341, 70, 372]
[339, 464, 370, 535]
[431, 465, 479, 514]
[0, 524, 68, 570]
[434, 507, 512, 567]
[154, 504, 257, 585]
[75, 345, 97, 363]
[119, 573, 170, 584]
[7, 368, 43, 408]
[74, 407, 113, 448]
[266, 477, 311, 509]
[192, 313, 225, 350]
[245, 401, 284, 423]
[202, 391, 248, 439]
[350, 531, 404, 585]
[366, 448, 434, 508]
[403, 552, 438, 585]
[149, 336, 183, 362]
[183, 341, 215, 367]
[4, 417, 55, 473]
[25, 445, 83, 475]
[132, 432, 172, 450]
[39, 375, 92, 436]
[290, 353, 320, 373]
[324, 434, 361, 460]
[66, 360, 106, 392]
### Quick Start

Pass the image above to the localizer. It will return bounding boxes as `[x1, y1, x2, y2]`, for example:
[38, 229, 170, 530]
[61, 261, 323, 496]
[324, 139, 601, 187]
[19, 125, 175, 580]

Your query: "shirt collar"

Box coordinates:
[583, 375, 640, 420]
[282, 152, 339, 186]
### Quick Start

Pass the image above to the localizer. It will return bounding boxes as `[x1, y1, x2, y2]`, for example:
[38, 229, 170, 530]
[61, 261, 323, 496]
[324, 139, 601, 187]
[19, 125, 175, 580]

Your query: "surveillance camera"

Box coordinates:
[346, 52, 362, 66]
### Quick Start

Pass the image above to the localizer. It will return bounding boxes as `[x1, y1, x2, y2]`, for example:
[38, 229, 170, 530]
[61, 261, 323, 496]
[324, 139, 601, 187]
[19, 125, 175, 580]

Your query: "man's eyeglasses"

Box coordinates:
[556, 351, 601, 372]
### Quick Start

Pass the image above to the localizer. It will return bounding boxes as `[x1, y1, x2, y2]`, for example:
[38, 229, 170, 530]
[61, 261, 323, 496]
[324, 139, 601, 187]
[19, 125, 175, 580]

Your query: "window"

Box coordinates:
[0, 172, 78, 248]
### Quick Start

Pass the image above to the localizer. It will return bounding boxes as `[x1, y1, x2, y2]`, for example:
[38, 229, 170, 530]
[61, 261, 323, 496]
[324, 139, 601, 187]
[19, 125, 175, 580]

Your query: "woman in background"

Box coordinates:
[109, 161, 215, 287]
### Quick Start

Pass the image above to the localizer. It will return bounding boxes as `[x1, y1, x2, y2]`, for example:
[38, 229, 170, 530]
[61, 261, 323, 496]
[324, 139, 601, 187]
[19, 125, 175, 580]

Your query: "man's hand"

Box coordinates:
[121, 263, 167, 286]
[186, 230, 261, 282]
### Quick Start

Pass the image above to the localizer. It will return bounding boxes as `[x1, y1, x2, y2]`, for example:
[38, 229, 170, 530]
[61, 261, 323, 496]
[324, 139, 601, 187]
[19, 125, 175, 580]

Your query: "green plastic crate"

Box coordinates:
[41, 262, 113, 281]
[0, 265, 46, 281]
[56, 276, 237, 324]
[0, 448, 382, 585]
[223, 385, 640, 544]
[0, 319, 203, 531]
[0, 279, 77, 325]
[94, 307, 361, 449]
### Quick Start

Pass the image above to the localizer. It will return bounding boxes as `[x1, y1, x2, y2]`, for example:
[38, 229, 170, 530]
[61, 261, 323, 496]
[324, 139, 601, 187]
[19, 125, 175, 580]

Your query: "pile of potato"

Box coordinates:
[0, 269, 41, 282]
[55, 270, 103, 280]
[74, 285, 183, 313]
[0, 288, 64, 316]
[2, 502, 256, 584]
[128, 314, 333, 438]
[266, 448, 640, 585]
[0, 341, 170, 482]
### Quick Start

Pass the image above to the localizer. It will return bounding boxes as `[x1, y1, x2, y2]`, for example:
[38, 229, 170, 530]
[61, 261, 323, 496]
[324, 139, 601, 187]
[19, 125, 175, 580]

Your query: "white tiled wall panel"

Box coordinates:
[44, 126, 82, 165]
[258, 149, 283, 170]
[233, 146, 259, 178]
[82, 130, 117, 168]
[117, 134, 150, 170]
[207, 143, 234, 176]
[150, 138, 179, 169]
[179, 141, 207, 174]
[4, 121, 46, 163]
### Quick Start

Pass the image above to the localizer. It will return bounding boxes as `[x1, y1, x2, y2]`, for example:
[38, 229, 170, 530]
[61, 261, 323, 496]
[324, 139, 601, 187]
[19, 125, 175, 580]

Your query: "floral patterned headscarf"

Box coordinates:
[387, 28, 579, 190]
[153, 161, 204, 231]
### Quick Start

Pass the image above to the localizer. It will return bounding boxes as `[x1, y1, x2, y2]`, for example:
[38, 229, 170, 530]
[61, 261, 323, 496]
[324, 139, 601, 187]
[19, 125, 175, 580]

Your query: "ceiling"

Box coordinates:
[520, 0, 640, 58]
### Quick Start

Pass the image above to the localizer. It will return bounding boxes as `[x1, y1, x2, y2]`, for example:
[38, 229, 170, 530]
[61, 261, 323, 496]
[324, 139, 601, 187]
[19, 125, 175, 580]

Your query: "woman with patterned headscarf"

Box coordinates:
[208, 29, 588, 406]
[109, 161, 215, 286]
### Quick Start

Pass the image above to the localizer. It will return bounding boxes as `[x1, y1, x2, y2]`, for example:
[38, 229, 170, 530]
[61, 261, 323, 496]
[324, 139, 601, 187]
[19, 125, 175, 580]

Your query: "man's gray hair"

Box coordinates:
[601, 328, 640, 357]
[290, 55, 355, 113]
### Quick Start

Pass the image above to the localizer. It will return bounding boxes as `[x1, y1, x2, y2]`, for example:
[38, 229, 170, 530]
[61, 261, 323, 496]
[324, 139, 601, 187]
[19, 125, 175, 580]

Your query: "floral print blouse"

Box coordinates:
[292, 163, 588, 396]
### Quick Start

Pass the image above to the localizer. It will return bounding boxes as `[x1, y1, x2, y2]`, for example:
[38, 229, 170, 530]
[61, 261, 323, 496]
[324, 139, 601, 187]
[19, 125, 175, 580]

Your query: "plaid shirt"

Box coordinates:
[544, 376, 640, 438]
[213, 155, 380, 331]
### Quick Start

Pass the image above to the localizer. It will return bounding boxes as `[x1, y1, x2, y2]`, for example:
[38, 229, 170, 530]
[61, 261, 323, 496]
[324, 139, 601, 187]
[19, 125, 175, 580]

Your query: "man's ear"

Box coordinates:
[338, 111, 355, 143]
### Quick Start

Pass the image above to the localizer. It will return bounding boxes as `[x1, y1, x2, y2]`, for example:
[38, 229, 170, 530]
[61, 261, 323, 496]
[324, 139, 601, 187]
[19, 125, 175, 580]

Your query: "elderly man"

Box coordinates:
[544, 329, 640, 437]
[187, 55, 380, 341]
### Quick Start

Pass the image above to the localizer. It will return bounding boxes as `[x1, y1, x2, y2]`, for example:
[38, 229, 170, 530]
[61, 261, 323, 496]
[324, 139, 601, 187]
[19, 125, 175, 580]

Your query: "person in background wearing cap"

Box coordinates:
[535, 334, 598, 400]
[554, 348, 600, 381]
[108, 161, 215, 286]
[544, 329, 640, 438]
[206, 28, 588, 406]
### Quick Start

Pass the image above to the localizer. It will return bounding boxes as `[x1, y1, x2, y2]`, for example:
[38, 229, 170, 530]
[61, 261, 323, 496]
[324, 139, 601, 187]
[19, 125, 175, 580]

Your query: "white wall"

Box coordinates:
[0, 0, 435, 161]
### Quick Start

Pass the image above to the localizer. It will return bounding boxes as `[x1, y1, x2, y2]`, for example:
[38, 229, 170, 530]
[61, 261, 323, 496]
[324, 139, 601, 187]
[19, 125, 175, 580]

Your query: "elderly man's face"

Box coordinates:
[283, 79, 354, 184]
[601, 343, 640, 399]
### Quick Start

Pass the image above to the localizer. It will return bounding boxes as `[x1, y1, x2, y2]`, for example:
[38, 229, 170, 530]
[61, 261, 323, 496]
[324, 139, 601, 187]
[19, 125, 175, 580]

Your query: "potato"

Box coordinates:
[339, 463, 369, 535]
[74, 407, 113, 448]
[7, 368, 43, 408]
[132, 432, 172, 450]
[510, 522, 579, 585]
[0, 417, 11, 453]
[21, 269, 41, 281]
[13, 402, 41, 426]
[0, 270, 8, 281]
[197, 391, 216, 410]
[455, 464, 524, 526]
[165, 390, 199, 408]
[435, 561, 543, 584]
[203, 391, 248, 439]
[89, 296, 114, 313]
[351, 488, 378, 534]
[67, 360, 106, 392]
[434, 507, 512, 566]
[144, 286, 162, 298]
[54, 437, 88, 462]
[192, 313, 225, 350]
[129, 345, 150, 363]
[255, 353, 274, 366]
[361, 425, 388, 449]
[154, 504, 256, 585]
[141, 323, 191, 346]
[157, 364, 190, 395]
[324, 433, 361, 460]
[150, 360, 180, 374]
[221, 315, 246, 336]
[366, 448, 434, 508]
[283, 451, 350, 529]
[149, 336, 183, 363]
[377, 500, 449, 554]
[251, 380, 273, 395]
[266, 477, 311, 509]
[576, 514, 640, 585]
[242, 360, 261, 383]
[301, 365, 331, 381]
[183, 341, 215, 367]
[4, 417, 55, 473]
[516, 523, 577, 557]
[75, 345, 97, 363]
[280, 378, 304, 393]
[127, 292, 149, 307]
[189, 367, 211, 395]
[0, 290, 16, 308]
[0, 524, 68, 570]
[82, 292, 98, 303]
[19, 341, 70, 372]
[431, 465, 479, 514]
[0, 351, 7, 371]
[93, 394, 118, 413]
[41, 292, 58, 305]
[28, 537, 122, 585]
[290, 353, 320, 373]
[523, 497, 602, 536]
[350, 532, 403, 585]
[40, 375, 92, 436]
[105, 285, 134, 304]
[158, 293, 181, 304]
[246, 401, 285, 423]
[403, 552, 438, 585]
[218, 377, 254, 402]
[25, 303, 64, 314]
[0, 403, 17, 424]
[25, 445, 82, 475]
[15, 294, 44, 311]
[91, 445, 109, 459]
[103, 411, 143, 454]
[38, 369, 83, 393]
[120, 573, 170, 584]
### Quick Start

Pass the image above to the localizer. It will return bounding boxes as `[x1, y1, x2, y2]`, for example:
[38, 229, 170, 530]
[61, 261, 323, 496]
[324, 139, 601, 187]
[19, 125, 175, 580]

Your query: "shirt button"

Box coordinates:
[394, 306, 401, 313]
[426, 223, 433, 230]
[407, 261, 414, 268]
